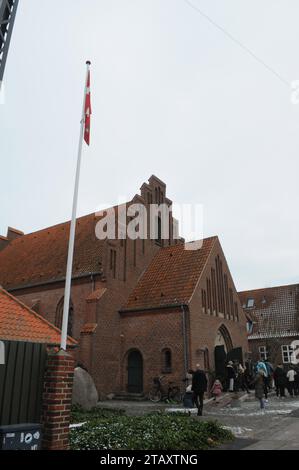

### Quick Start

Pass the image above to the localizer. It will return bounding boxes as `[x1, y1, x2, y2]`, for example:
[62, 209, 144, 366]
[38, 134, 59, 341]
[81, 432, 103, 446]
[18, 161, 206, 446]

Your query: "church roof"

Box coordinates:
[0, 211, 106, 290]
[0, 288, 77, 346]
[239, 284, 299, 339]
[121, 237, 217, 312]
[0, 175, 171, 291]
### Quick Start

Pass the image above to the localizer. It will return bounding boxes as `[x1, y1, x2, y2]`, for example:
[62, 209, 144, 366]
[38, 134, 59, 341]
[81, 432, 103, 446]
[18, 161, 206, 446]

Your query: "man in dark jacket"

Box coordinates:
[274, 365, 287, 397]
[192, 364, 208, 416]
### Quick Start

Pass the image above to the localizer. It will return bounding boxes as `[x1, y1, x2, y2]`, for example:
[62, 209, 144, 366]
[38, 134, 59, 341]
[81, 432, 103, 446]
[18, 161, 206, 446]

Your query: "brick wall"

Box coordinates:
[119, 308, 185, 395]
[189, 238, 249, 371]
[249, 336, 299, 366]
[12, 277, 100, 342]
[41, 350, 75, 450]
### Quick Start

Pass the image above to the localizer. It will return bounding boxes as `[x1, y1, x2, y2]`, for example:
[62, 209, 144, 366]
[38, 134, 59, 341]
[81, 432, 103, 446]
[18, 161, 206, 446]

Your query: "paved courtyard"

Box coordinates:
[203, 394, 299, 450]
[98, 393, 299, 450]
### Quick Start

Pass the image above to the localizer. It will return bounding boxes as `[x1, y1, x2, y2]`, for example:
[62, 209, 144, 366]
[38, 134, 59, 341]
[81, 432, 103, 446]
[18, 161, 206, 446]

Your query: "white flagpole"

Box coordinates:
[60, 61, 91, 351]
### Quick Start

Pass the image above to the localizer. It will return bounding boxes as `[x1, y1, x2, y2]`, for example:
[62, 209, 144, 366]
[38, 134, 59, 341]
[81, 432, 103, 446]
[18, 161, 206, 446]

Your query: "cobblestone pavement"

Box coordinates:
[201, 394, 299, 450]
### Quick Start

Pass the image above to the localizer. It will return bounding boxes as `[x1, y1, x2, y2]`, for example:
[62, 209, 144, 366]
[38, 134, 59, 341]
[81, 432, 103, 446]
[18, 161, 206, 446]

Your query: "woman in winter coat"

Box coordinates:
[254, 369, 266, 410]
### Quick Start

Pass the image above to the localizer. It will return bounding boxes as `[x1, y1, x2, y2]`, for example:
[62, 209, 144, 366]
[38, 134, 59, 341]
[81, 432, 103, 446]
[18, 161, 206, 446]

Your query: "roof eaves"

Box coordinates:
[119, 302, 188, 315]
[0, 289, 77, 346]
[248, 331, 299, 340]
[7, 271, 102, 292]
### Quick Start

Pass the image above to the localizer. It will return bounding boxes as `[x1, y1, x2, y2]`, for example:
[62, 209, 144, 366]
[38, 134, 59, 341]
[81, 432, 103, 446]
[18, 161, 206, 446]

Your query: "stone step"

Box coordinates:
[113, 392, 146, 402]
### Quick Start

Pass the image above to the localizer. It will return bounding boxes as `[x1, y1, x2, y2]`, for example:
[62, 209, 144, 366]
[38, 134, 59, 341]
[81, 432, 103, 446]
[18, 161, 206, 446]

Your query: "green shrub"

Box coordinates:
[70, 405, 124, 424]
[70, 413, 233, 450]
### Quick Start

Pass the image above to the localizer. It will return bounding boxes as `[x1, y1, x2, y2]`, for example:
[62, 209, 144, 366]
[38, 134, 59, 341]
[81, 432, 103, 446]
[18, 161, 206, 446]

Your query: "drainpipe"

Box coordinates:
[181, 305, 189, 376]
[90, 273, 95, 292]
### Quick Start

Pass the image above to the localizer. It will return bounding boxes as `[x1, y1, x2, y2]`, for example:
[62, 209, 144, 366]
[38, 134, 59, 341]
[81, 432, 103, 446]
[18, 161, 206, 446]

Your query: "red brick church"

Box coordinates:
[0, 175, 249, 397]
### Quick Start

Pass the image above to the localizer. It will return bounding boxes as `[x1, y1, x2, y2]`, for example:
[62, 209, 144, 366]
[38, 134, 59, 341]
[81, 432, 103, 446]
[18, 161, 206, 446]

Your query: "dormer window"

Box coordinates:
[246, 319, 253, 334]
[246, 298, 254, 308]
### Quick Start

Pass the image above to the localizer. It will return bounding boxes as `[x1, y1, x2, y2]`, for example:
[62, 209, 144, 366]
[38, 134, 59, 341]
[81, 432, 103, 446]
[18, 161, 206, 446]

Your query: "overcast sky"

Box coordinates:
[1, 0, 299, 291]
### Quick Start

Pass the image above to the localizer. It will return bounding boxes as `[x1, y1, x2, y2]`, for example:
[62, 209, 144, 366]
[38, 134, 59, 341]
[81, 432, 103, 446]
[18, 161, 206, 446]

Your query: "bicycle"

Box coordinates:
[148, 376, 183, 403]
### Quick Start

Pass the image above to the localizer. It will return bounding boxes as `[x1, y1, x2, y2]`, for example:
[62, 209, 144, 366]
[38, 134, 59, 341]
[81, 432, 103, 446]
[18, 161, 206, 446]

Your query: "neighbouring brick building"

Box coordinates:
[0, 175, 249, 397]
[239, 284, 299, 366]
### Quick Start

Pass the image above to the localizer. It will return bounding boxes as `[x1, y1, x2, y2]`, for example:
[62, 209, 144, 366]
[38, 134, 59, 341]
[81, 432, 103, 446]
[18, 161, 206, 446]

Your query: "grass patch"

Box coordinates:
[70, 413, 233, 450]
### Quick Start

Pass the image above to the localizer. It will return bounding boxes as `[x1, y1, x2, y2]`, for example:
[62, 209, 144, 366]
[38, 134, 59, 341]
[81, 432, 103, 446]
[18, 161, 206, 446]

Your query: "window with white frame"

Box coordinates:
[259, 346, 268, 361]
[246, 298, 255, 308]
[281, 345, 294, 364]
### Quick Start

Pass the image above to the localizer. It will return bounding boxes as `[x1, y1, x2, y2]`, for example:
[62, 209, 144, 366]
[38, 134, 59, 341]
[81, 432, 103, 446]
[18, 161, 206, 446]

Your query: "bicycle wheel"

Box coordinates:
[169, 388, 183, 404]
[148, 389, 162, 403]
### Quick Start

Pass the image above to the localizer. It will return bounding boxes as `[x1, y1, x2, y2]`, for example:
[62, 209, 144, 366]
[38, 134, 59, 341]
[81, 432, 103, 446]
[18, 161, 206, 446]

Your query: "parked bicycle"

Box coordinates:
[148, 376, 183, 403]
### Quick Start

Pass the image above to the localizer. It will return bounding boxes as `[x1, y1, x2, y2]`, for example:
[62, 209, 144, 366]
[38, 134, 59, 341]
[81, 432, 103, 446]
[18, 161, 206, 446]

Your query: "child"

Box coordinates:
[211, 379, 223, 403]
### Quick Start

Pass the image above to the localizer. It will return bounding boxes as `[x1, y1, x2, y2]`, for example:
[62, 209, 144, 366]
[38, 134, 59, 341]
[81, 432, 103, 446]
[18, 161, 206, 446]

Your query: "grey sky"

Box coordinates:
[1, 0, 299, 292]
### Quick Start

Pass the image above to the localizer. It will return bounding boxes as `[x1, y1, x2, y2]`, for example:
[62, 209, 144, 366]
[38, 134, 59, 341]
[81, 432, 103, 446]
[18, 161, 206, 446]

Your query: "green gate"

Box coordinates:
[0, 340, 47, 425]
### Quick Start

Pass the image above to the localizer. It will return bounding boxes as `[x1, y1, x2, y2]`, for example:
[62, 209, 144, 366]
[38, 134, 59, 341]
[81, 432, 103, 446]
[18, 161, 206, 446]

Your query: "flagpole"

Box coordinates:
[60, 61, 91, 351]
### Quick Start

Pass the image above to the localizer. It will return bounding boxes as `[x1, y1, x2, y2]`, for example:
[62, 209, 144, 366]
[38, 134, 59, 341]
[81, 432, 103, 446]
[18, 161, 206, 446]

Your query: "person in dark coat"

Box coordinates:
[192, 364, 208, 416]
[226, 361, 236, 392]
[274, 364, 287, 398]
[238, 363, 250, 393]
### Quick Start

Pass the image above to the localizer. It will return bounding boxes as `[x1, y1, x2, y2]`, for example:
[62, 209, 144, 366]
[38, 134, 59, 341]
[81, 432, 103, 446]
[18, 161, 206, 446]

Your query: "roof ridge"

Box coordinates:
[8, 201, 132, 241]
[0, 288, 76, 345]
[159, 235, 218, 251]
[239, 282, 299, 295]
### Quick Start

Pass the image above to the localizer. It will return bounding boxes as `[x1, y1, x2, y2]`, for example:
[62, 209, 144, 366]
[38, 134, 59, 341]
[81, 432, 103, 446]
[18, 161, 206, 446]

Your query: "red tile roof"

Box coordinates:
[0, 288, 77, 346]
[0, 212, 106, 290]
[239, 284, 299, 339]
[122, 237, 217, 311]
[86, 286, 107, 302]
[80, 323, 98, 334]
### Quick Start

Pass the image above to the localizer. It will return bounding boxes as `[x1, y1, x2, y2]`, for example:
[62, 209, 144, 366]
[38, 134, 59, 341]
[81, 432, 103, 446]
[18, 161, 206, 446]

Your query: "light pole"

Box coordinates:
[0, 0, 19, 82]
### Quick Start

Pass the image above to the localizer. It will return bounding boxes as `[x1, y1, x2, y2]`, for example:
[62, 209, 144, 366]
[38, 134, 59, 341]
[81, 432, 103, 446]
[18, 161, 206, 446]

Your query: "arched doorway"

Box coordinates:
[127, 350, 143, 393]
[215, 325, 233, 353]
[214, 325, 233, 379]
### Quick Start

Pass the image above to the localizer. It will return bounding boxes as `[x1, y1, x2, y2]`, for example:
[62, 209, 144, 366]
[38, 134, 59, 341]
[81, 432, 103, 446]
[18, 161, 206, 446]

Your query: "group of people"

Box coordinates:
[186, 359, 299, 416]
[257, 361, 299, 396]
[225, 360, 251, 393]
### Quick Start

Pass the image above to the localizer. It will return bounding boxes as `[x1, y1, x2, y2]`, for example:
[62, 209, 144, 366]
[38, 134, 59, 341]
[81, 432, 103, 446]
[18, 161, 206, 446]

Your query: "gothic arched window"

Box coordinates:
[55, 297, 74, 337]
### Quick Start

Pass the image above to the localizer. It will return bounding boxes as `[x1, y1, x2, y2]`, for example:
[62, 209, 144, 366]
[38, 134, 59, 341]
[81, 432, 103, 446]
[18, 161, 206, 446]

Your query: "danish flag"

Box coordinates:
[84, 65, 92, 145]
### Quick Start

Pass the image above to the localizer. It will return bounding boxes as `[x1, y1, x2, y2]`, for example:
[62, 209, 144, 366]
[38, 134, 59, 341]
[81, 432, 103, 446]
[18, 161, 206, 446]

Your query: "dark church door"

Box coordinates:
[214, 345, 227, 379]
[227, 347, 243, 365]
[127, 350, 143, 393]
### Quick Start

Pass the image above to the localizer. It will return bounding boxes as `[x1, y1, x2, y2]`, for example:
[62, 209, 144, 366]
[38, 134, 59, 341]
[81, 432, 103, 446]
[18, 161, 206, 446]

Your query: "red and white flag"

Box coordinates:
[84, 68, 91, 145]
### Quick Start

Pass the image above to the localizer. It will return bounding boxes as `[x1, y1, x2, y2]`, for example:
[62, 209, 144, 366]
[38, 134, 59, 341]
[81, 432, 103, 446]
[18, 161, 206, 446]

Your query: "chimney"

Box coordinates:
[0, 236, 9, 252]
[6, 227, 24, 241]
